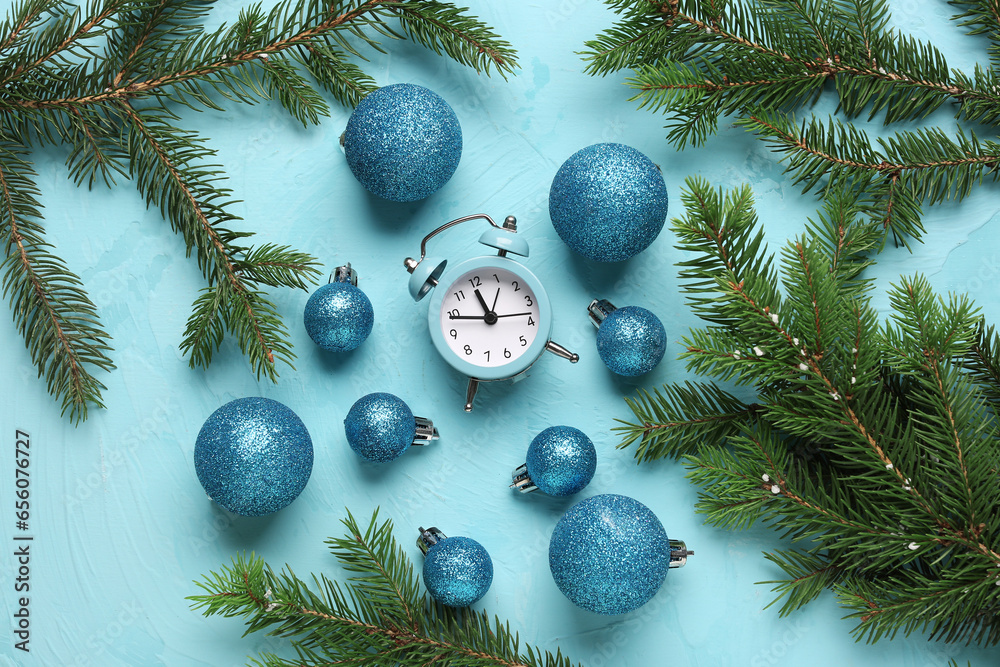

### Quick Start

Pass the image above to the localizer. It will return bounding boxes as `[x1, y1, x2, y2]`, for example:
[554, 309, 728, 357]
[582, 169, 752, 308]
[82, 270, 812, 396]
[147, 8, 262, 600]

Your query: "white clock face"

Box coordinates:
[439, 266, 541, 368]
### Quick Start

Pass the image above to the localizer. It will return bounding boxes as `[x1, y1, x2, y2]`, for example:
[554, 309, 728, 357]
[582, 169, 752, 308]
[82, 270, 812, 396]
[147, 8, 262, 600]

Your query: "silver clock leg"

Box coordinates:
[545, 340, 579, 363]
[464, 378, 480, 412]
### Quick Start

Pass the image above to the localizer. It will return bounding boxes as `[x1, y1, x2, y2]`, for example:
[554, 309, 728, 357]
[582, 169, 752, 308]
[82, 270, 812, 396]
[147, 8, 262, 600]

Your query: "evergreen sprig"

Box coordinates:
[583, 0, 1000, 247]
[615, 177, 1000, 645]
[189, 508, 579, 667]
[0, 0, 518, 421]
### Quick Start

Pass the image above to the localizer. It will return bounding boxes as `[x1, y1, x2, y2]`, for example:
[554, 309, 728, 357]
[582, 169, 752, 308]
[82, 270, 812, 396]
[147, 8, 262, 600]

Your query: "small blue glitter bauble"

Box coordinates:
[194, 397, 313, 516]
[344, 393, 415, 462]
[423, 536, 494, 607]
[597, 306, 666, 376]
[303, 282, 374, 352]
[549, 143, 668, 262]
[549, 494, 670, 615]
[526, 426, 597, 496]
[343, 84, 462, 202]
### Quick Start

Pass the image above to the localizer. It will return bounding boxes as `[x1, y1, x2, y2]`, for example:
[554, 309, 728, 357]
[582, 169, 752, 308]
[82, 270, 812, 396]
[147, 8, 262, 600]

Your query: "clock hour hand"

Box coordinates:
[474, 289, 491, 314]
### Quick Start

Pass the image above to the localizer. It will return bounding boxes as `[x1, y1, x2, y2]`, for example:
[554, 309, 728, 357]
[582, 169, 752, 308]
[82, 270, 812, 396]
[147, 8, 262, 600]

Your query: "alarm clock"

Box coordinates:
[404, 213, 578, 411]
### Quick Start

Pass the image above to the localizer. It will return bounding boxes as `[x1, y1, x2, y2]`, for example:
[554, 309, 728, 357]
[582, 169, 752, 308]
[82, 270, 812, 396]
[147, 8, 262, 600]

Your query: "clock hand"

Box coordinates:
[474, 289, 491, 314]
[491, 288, 500, 311]
[494, 312, 532, 318]
[449, 314, 487, 320]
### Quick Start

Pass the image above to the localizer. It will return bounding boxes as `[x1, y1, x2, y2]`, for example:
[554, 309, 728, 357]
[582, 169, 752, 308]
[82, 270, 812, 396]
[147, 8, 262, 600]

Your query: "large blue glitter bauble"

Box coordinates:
[526, 426, 597, 496]
[597, 306, 666, 376]
[549, 494, 670, 615]
[303, 282, 374, 352]
[423, 536, 494, 607]
[194, 397, 313, 516]
[549, 143, 668, 262]
[344, 393, 415, 462]
[343, 84, 462, 202]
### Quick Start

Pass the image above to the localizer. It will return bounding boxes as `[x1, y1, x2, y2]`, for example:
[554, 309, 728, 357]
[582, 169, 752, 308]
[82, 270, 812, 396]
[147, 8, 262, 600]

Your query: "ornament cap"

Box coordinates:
[412, 416, 439, 446]
[331, 263, 359, 286]
[588, 298, 618, 328]
[669, 539, 693, 568]
[417, 526, 447, 554]
[510, 463, 538, 493]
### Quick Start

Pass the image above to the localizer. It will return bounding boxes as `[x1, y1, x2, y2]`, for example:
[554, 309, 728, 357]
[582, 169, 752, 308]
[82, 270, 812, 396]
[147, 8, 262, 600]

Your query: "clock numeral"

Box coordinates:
[519, 336, 527, 347]
[464, 345, 473, 356]
[493, 273, 500, 283]
[449, 329, 457, 339]
[504, 348, 512, 358]
[511, 280, 520, 292]
[484, 350, 490, 361]
[527, 316, 535, 326]
[469, 276, 482, 288]
[449, 308, 460, 318]
[524, 295, 533, 307]
[453, 289, 465, 301]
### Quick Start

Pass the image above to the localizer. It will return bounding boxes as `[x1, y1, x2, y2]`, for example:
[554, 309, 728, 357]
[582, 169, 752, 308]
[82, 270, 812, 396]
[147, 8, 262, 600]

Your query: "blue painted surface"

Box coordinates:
[1, 1, 999, 665]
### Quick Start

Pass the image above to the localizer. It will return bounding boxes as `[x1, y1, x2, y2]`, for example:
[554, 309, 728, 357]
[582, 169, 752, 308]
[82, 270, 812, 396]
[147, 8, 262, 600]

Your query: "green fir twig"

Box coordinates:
[583, 0, 1000, 248]
[189, 508, 579, 667]
[0, 0, 518, 421]
[615, 177, 1000, 645]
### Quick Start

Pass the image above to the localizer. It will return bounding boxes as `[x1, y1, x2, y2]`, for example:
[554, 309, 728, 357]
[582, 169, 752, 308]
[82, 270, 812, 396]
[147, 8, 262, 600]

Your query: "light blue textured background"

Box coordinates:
[2, 1, 1000, 665]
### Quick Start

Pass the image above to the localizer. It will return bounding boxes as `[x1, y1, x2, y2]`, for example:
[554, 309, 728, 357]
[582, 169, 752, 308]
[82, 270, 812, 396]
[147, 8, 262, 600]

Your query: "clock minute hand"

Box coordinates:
[448, 314, 487, 320]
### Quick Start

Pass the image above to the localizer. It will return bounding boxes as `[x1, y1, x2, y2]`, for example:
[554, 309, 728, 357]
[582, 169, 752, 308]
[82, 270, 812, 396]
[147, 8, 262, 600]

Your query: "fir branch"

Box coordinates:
[190, 508, 580, 667]
[0, 0, 516, 419]
[613, 381, 758, 460]
[618, 179, 1000, 644]
[119, 101, 315, 379]
[949, 0, 1000, 69]
[585, 0, 1000, 246]
[12, 0, 517, 112]
[958, 319, 1000, 406]
[0, 136, 114, 422]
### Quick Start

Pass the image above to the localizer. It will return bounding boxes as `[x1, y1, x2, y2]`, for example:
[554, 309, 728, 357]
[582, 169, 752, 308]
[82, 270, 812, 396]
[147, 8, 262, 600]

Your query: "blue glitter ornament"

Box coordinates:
[511, 426, 596, 496]
[303, 264, 374, 352]
[549, 143, 668, 262]
[548, 494, 691, 615]
[194, 397, 313, 516]
[418, 527, 493, 607]
[344, 392, 438, 463]
[588, 299, 666, 376]
[343, 83, 462, 202]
